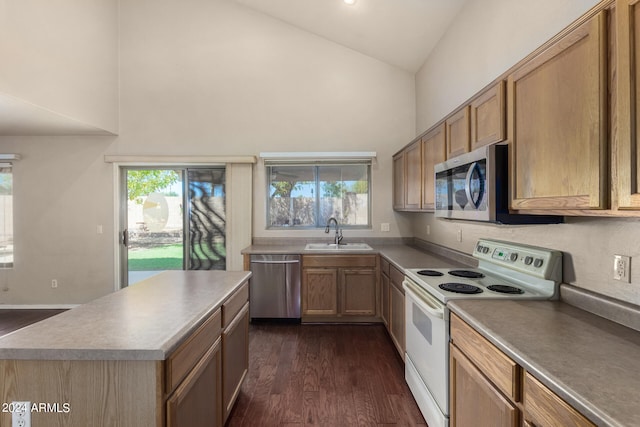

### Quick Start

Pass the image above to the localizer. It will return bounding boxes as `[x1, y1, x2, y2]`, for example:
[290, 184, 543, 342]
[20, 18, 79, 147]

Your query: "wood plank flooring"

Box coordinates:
[0, 309, 66, 337]
[227, 323, 426, 427]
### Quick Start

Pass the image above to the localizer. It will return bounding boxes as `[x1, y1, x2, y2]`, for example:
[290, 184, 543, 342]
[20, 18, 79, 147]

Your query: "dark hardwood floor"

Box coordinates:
[227, 323, 426, 427]
[0, 309, 66, 337]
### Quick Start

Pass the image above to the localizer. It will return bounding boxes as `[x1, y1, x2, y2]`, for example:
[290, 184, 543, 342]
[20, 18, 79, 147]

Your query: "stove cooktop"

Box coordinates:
[404, 239, 563, 304]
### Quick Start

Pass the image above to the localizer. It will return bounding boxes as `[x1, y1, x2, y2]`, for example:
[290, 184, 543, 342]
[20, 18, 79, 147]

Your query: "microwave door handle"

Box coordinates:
[464, 162, 479, 209]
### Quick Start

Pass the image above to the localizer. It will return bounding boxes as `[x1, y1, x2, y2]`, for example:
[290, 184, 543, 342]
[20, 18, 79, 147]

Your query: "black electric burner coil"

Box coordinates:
[439, 282, 483, 294]
[486, 284, 524, 294]
[417, 270, 444, 277]
[448, 270, 485, 279]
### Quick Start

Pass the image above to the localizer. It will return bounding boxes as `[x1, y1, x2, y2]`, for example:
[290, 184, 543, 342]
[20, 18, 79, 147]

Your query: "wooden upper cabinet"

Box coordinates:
[404, 140, 422, 210]
[392, 152, 405, 210]
[508, 11, 608, 210]
[422, 123, 446, 211]
[615, 0, 640, 209]
[446, 106, 471, 159]
[471, 81, 506, 150]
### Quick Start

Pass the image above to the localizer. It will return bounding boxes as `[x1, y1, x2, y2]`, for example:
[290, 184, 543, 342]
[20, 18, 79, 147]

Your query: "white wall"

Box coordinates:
[412, 0, 640, 307]
[0, 0, 414, 304]
[114, 0, 415, 240]
[0, 0, 119, 134]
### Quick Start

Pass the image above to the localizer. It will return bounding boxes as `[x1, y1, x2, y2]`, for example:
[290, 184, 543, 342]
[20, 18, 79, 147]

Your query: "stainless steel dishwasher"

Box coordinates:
[249, 254, 301, 321]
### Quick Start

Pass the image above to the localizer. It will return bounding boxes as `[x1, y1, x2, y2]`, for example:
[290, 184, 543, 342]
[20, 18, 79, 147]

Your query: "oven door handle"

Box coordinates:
[403, 279, 444, 319]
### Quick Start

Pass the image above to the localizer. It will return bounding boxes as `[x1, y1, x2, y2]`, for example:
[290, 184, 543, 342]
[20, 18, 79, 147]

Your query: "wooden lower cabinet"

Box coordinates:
[450, 343, 518, 427]
[450, 314, 596, 427]
[222, 303, 249, 423]
[524, 373, 595, 427]
[302, 267, 339, 315]
[167, 338, 223, 427]
[302, 255, 378, 321]
[380, 266, 390, 326]
[388, 263, 405, 359]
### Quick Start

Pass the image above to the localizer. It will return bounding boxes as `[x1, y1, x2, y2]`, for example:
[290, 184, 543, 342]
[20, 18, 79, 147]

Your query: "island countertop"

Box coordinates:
[0, 270, 251, 361]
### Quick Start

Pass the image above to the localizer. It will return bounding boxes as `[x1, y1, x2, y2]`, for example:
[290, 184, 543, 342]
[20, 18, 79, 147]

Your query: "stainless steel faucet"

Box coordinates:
[325, 217, 343, 245]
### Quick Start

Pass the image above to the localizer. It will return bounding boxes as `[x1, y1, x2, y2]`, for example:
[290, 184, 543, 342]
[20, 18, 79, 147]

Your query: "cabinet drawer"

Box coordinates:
[303, 255, 377, 268]
[380, 256, 390, 277]
[166, 308, 222, 394]
[223, 281, 249, 329]
[389, 264, 404, 289]
[524, 372, 595, 427]
[450, 313, 520, 402]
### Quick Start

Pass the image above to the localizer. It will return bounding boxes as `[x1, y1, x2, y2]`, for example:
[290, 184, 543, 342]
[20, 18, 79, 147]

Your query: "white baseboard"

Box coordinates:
[0, 304, 79, 310]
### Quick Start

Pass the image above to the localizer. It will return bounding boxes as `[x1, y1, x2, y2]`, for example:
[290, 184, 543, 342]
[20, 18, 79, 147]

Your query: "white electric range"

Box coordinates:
[402, 239, 563, 427]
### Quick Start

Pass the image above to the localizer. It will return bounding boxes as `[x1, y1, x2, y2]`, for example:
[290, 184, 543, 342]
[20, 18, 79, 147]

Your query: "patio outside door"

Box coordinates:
[120, 167, 226, 286]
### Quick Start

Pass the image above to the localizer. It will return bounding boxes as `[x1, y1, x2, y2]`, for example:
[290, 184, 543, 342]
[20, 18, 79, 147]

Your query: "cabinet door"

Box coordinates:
[340, 269, 377, 316]
[389, 280, 405, 360]
[404, 140, 422, 210]
[471, 81, 506, 150]
[508, 11, 607, 210]
[223, 303, 249, 423]
[302, 268, 338, 316]
[446, 106, 471, 159]
[450, 344, 519, 427]
[524, 372, 595, 427]
[393, 152, 405, 210]
[422, 123, 446, 210]
[380, 271, 390, 327]
[615, 0, 640, 209]
[167, 338, 222, 427]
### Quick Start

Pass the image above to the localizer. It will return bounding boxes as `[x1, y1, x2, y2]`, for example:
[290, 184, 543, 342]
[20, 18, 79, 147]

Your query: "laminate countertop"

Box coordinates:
[0, 270, 251, 361]
[448, 299, 640, 427]
[241, 242, 470, 270]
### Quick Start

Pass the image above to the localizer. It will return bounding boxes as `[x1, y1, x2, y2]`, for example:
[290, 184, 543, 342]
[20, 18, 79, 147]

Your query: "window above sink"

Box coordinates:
[265, 160, 372, 230]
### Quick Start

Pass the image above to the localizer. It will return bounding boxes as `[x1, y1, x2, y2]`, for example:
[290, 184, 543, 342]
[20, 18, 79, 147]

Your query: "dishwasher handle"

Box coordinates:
[250, 260, 300, 264]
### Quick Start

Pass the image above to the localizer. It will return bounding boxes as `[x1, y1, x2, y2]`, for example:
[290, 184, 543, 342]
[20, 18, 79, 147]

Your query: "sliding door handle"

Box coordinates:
[122, 229, 128, 246]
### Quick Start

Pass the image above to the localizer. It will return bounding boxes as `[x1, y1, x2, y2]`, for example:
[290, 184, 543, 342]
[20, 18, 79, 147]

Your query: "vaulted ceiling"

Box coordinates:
[232, 0, 467, 73]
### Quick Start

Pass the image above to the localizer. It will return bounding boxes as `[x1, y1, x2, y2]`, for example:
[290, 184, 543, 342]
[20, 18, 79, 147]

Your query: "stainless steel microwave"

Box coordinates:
[434, 144, 562, 224]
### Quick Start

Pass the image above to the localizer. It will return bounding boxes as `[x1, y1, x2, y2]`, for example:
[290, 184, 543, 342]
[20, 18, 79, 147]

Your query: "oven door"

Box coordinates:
[403, 278, 449, 427]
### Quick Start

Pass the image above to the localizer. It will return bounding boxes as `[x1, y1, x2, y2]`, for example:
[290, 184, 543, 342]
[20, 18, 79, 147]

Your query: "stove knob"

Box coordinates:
[509, 253, 518, 262]
[534, 258, 544, 268]
[483, 247, 490, 254]
[524, 256, 533, 265]
[476, 244, 484, 253]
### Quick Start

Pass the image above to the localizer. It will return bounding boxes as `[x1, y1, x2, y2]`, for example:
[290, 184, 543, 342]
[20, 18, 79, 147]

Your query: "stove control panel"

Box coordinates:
[474, 239, 562, 281]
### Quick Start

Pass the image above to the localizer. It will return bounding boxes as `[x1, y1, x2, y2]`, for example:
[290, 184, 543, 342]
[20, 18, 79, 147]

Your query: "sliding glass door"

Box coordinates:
[120, 167, 225, 286]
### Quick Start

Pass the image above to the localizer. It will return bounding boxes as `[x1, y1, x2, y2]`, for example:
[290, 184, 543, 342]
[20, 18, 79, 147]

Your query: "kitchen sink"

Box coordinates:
[304, 242, 373, 251]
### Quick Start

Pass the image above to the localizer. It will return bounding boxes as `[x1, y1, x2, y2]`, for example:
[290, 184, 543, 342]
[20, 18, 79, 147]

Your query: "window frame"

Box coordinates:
[265, 161, 372, 230]
[0, 163, 14, 269]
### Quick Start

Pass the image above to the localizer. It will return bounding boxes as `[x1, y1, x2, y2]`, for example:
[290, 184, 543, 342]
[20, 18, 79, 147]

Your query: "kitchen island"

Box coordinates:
[0, 270, 251, 427]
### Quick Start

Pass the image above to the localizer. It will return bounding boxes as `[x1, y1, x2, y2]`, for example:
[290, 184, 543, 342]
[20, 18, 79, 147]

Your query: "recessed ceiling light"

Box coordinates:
[343, 0, 357, 5]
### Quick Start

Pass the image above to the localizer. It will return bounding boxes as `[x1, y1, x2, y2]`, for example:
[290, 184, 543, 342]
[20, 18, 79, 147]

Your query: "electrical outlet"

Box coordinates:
[456, 229, 462, 242]
[380, 223, 390, 232]
[426, 225, 431, 235]
[613, 255, 631, 282]
[11, 401, 31, 427]
[51, 279, 58, 288]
